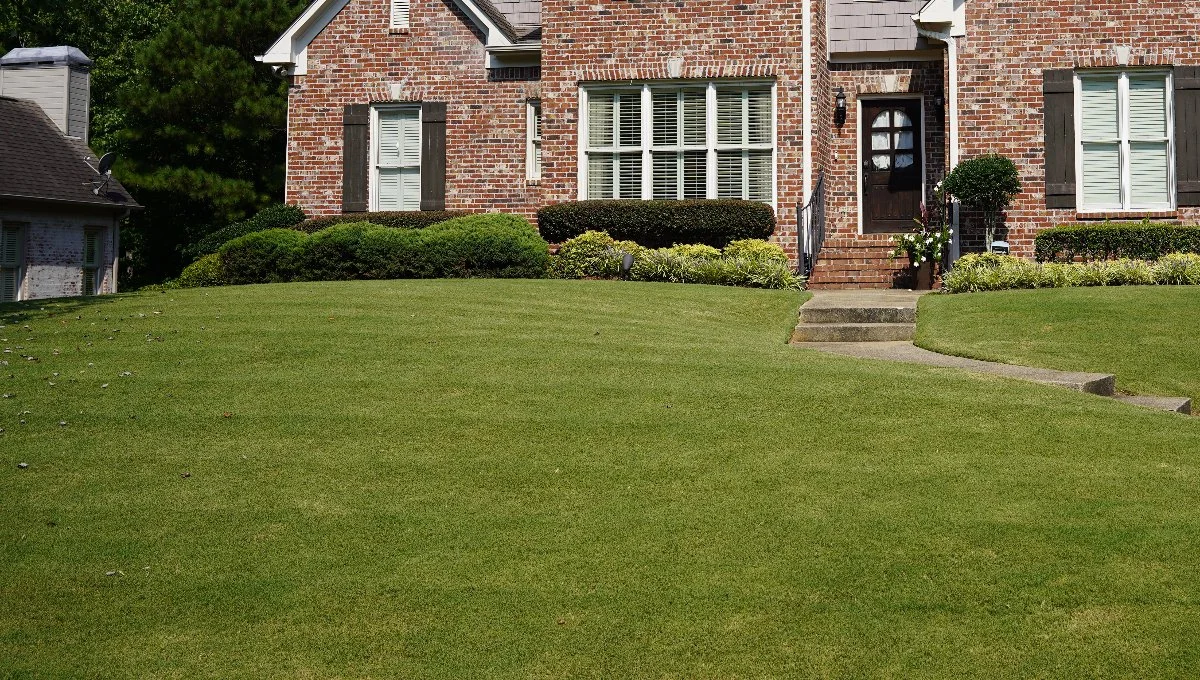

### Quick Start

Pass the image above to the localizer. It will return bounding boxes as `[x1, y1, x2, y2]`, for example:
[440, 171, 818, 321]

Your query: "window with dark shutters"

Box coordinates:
[1042, 69, 1077, 209]
[1175, 66, 1200, 207]
[420, 102, 447, 212]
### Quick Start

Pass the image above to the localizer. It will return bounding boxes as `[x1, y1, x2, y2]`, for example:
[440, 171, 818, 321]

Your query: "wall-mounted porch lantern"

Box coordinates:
[834, 87, 847, 128]
[932, 95, 946, 124]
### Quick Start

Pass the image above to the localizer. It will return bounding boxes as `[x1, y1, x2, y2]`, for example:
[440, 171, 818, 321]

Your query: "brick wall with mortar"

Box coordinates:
[808, 60, 945, 288]
[285, 0, 542, 219]
[2, 205, 117, 300]
[956, 1, 1200, 257]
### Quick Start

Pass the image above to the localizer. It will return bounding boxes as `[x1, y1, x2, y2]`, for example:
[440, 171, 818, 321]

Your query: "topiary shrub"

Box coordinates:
[537, 200, 775, 248]
[941, 155, 1021, 249]
[188, 204, 307, 259]
[176, 253, 226, 288]
[723, 239, 790, 264]
[292, 211, 467, 234]
[219, 229, 308, 284]
[1034, 222, 1200, 262]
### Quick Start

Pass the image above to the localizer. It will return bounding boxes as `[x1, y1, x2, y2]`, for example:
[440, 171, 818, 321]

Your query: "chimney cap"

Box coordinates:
[1, 46, 93, 69]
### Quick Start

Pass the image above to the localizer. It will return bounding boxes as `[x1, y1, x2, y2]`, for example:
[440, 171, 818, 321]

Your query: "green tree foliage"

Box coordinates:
[1, 0, 306, 286]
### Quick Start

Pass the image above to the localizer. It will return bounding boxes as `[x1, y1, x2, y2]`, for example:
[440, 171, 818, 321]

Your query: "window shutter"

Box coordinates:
[1175, 66, 1200, 207]
[342, 104, 370, 212]
[0, 226, 18, 302]
[1042, 69, 1076, 209]
[391, 0, 410, 28]
[420, 102, 446, 211]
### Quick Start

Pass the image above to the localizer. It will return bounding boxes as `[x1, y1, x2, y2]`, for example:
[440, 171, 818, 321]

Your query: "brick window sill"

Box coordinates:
[1075, 210, 1177, 221]
[389, 28, 411, 35]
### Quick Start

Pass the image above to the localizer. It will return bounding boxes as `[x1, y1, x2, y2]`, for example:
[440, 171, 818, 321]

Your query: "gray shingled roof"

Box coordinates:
[0, 46, 93, 68]
[0, 96, 137, 209]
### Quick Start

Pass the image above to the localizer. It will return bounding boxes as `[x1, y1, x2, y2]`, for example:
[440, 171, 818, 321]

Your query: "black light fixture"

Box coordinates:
[834, 87, 847, 128]
[933, 95, 946, 124]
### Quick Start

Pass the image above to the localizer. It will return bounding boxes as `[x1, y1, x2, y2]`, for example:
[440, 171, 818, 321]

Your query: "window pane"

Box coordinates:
[872, 154, 891, 170]
[1129, 141, 1171, 206]
[683, 151, 706, 199]
[1080, 78, 1119, 141]
[682, 90, 706, 146]
[894, 131, 914, 150]
[871, 133, 890, 151]
[588, 94, 614, 147]
[377, 168, 420, 211]
[652, 91, 677, 146]
[717, 90, 743, 145]
[1128, 76, 1168, 139]
[618, 95, 641, 148]
[895, 153, 914, 169]
[616, 153, 642, 198]
[1081, 142, 1121, 206]
[652, 152, 678, 199]
[893, 110, 912, 128]
[748, 150, 772, 202]
[747, 90, 771, 144]
[871, 112, 891, 129]
[378, 109, 420, 167]
[588, 153, 614, 199]
[717, 150, 742, 198]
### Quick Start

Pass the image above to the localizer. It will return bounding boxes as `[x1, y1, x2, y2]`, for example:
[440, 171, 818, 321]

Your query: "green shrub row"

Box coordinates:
[1034, 222, 1200, 262]
[292, 210, 467, 234]
[191, 214, 549, 286]
[550, 231, 803, 290]
[942, 253, 1200, 293]
[187, 204, 307, 259]
[537, 200, 776, 248]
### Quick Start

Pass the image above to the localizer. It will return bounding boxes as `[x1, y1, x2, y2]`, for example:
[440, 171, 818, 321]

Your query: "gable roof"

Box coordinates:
[258, 0, 541, 75]
[0, 96, 138, 210]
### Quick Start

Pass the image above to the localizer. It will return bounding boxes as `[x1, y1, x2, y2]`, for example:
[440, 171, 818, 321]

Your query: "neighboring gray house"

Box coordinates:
[0, 47, 137, 301]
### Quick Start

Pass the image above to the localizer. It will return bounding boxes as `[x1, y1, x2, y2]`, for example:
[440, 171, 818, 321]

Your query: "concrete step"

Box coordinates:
[1114, 395, 1193, 415]
[800, 305, 916, 324]
[791, 322, 916, 343]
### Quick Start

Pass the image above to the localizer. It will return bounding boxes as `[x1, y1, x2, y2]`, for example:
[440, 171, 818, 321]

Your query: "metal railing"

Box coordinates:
[799, 171, 826, 277]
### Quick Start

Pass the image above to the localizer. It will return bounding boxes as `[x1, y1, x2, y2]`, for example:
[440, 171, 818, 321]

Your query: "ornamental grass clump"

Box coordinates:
[942, 252, 1196, 293]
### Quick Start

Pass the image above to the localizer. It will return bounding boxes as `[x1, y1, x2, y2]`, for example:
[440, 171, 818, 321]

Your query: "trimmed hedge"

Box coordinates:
[537, 200, 775, 248]
[1034, 222, 1200, 262]
[176, 253, 226, 288]
[292, 210, 467, 234]
[943, 252, 1200, 293]
[217, 214, 550, 284]
[188, 204, 306, 259]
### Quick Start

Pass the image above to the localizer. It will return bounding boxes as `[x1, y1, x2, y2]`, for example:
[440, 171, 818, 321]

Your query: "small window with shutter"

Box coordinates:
[1075, 71, 1174, 211]
[527, 100, 542, 181]
[391, 0, 410, 29]
[372, 106, 422, 211]
[83, 228, 102, 296]
[0, 223, 24, 302]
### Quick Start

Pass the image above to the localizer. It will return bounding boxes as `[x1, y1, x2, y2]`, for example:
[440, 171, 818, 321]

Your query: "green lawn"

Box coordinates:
[2, 280, 1199, 678]
[917, 286, 1200, 403]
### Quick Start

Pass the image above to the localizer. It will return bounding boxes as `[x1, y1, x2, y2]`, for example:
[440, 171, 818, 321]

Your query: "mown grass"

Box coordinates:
[2, 279, 1199, 678]
[917, 286, 1200, 402]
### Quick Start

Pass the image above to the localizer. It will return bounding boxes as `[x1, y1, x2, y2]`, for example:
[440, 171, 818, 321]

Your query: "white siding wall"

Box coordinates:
[0, 65, 70, 134]
[67, 68, 90, 142]
[827, 0, 930, 54]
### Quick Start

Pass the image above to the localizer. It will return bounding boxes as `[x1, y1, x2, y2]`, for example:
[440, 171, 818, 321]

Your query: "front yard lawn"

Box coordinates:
[917, 286, 1200, 402]
[2, 280, 1199, 678]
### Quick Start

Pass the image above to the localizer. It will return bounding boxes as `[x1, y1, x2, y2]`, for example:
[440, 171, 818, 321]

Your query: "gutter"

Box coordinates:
[0, 193, 142, 212]
[915, 25, 961, 261]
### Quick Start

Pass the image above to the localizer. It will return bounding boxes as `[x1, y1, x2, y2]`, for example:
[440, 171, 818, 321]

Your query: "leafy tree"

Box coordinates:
[942, 154, 1023, 252]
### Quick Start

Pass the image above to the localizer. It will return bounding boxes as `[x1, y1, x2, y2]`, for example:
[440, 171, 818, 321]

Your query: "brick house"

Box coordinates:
[260, 0, 1200, 288]
[0, 47, 138, 301]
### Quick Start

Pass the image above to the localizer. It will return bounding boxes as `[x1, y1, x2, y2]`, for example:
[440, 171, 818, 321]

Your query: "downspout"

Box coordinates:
[801, 0, 813, 260]
[917, 26, 960, 261]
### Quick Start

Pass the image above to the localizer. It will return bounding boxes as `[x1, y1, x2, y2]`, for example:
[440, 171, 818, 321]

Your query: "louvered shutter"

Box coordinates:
[342, 104, 370, 212]
[1176, 66, 1200, 206]
[377, 108, 422, 211]
[391, 0, 410, 28]
[0, 225, 19, 302]
[1042, 69, 1077, 209]
[1127, 76, 1171, 207]
[420, 102, 446, 211]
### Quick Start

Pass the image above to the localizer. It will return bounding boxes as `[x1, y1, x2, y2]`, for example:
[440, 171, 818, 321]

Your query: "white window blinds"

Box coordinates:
[374, 108, 421, 211]
[391, 0, 410, 28]
[0, 224, 22, 302]
[584, 83, 774, 203]
[1078, 72, 1172, 210]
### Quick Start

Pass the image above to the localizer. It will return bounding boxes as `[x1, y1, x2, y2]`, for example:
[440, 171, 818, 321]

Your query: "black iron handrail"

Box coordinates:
[799, 171, 826, 277]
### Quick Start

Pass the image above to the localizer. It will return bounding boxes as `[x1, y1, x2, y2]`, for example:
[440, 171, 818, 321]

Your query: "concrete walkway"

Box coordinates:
[791, 291, 1192, 415]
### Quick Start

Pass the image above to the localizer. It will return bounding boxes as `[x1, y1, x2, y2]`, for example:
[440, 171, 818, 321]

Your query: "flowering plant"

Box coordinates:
[889, 200, 953, 266]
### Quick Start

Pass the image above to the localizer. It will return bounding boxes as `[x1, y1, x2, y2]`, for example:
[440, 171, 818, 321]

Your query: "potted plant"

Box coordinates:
[940, 154, 1022, 253]
[889, 201, 953, 290]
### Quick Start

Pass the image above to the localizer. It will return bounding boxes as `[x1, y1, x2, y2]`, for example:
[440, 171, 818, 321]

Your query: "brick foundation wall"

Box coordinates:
[286, 0, 541, 219]
[2, 205, 117, 300]
[957, 1, 1200, 257]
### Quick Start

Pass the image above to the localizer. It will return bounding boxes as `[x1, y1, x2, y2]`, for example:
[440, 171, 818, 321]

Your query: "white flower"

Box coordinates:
[921, 257, 927, 262]
[925, 237, 933, 244]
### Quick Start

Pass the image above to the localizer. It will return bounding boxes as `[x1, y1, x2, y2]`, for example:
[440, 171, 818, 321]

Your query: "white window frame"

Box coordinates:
[526, 99, 542, 181]
[390, 0, 410, 29]
[578, 81, 777, 207]
[369, 104, 422, 212]
[0, 222, 24, 302]
[1073, 69, 1176, 212]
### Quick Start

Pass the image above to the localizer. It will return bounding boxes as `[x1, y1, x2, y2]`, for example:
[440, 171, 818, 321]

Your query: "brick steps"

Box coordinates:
[806, 239, 909, 290]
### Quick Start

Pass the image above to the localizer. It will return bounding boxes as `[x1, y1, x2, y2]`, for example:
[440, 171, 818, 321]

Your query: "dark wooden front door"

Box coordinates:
[862, 100, 923, 233]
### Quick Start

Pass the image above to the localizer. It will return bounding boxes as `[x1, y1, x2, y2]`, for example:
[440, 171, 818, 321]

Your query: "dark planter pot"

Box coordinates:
[913, 261, 934, 290]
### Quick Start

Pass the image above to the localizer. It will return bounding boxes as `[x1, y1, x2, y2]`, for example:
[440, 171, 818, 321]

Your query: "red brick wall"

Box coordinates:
[286, 0, 541, 218]
[957, 1, 1200, 256]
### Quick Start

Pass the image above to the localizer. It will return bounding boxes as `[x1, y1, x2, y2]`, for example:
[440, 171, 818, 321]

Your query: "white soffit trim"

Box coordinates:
[256, 0, 513, 75]
[911, 0, 967, 37]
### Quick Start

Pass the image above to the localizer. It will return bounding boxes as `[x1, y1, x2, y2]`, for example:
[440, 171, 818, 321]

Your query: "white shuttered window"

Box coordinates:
[0, 223, 23, 302]
[583, 82, 774, 204]
[1077, 71, 1173, 210]
[373, 107, 421, 211]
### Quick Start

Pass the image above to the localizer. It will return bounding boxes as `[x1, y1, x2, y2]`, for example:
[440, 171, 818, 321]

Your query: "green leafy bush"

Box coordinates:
[218, 229, 308, 284]
[941, 253, 1196, 293]
[628, 249, 803, 290]
[189, 204, 306, 259]
[941, 155, 1021, 247]
[291, 223, 387, 282]
[537, 200, 775, 248]
[176, 253, 226, 288]
[1034, 222, 1200, 262]
[667, 244, 722, 260]
[414, 214, 551, 278]
[292, 211, 467, 234]
[550, 231, 643, 279]
[723, 239, 789, 264]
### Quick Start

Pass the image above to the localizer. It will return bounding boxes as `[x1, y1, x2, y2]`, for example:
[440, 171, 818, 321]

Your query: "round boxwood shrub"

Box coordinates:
[416, 213, 550, 278]
[941, 155, 1021, 249]
[219, 229, 308, 284]
[537, 200, 775, 248]
[176, 253, 226, 288]
[550, 231, 643, 279]
[189, 204, 306, 259]
[291, 222, 387, 281]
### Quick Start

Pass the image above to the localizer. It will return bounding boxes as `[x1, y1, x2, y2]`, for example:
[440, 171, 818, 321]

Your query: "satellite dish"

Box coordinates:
[97, 152, 116, 175]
